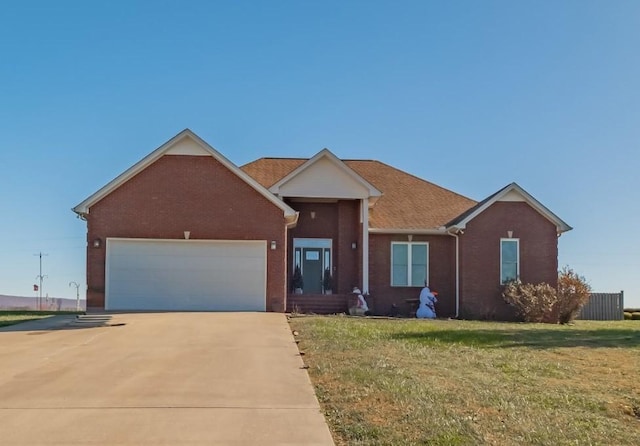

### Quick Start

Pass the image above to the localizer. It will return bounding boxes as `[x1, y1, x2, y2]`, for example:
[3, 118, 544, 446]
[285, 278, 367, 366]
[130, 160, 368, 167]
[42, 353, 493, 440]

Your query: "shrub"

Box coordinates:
[555, 266, 592, 324]
[624, 312, 632, 320]
[322, 267, 333, 293]
[502, 280, 557, 323]
[291, 265, 303, 291]
[502, 267, 592, 324]
[632, 313, 640, 321]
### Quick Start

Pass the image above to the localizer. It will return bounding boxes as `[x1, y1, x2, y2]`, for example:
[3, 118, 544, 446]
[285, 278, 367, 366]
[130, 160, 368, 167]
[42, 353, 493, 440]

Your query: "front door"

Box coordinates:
[302, 248, 323, 293]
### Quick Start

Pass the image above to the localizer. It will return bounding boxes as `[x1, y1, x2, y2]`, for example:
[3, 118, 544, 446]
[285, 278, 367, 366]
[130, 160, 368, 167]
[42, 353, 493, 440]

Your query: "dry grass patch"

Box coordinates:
[290, 316, 640, 446]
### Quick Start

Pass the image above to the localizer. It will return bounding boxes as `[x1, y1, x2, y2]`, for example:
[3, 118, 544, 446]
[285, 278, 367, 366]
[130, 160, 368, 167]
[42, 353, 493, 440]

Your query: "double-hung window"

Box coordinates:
[391, 242, 428, 287]
[500, 238, 519, 284]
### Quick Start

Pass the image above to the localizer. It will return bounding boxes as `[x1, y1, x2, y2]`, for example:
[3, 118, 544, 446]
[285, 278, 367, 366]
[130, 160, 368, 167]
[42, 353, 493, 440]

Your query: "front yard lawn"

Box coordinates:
[0, 311, 79, 328]
[289, 316, 640, 445]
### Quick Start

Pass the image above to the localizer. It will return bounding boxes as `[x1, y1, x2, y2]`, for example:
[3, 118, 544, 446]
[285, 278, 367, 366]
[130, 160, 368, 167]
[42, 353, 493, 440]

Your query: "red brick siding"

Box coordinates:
[459, 201, 558, 320]
[86, 155, 287, 311]
[369, 234, 456, 317]
[338, 200, 360, 294]
[286, 200, 360, 294]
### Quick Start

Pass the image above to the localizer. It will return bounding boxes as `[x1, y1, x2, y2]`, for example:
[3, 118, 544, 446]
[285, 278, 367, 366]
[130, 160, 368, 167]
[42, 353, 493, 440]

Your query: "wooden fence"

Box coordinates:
[577, 291, 624, 321]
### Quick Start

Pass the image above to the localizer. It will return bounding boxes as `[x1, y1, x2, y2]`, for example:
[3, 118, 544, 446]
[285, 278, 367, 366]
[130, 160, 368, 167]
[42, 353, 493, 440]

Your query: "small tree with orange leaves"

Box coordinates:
[555, 266, 591, 324]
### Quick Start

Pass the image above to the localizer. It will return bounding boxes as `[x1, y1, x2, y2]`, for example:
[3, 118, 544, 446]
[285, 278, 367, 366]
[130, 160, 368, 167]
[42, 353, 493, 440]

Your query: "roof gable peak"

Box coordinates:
[72, 130, 297, 222]
[447, 182, 572, 233]
[268, 148, 382, 201]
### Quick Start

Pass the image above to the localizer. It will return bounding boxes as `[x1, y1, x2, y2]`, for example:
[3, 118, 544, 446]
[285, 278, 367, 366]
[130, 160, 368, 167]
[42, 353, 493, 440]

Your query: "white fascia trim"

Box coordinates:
[449, 183, 572, 234]
[269, 148, 382, 203]
[72, 129, 297, 220]
[369, 228, 447, 235]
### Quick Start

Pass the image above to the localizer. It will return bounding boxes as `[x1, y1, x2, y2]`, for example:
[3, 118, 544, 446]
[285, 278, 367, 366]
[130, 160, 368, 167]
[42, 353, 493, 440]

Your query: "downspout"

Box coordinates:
[447, 230, 460, 319]
[362, 198, 369, 294]
[283, 212, 299, 313]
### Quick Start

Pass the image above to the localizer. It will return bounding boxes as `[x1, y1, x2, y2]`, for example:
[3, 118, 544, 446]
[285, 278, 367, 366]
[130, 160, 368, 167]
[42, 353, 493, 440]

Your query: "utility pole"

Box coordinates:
[34, 252, 48, 311]
[69, 281, 81, 312]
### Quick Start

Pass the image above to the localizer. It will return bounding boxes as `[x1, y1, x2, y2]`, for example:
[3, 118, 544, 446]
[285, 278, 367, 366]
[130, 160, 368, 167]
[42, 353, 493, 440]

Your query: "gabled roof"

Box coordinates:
[242, 157, 477, 230]
[446, 182, 572, 233]
[72, 129, 298, 223]
[267, 149, 382, 202]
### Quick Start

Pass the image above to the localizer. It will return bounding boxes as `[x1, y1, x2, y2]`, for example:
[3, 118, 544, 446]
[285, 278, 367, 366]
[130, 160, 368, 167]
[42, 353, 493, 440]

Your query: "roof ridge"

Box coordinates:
[246, 156, 381, 163]
[255, 156, 309, 160]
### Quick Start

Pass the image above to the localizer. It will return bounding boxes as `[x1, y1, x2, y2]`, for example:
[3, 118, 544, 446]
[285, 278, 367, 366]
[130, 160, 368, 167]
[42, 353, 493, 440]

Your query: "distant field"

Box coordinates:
[290, 316, 640, 446]
[0, 294, 85, 311]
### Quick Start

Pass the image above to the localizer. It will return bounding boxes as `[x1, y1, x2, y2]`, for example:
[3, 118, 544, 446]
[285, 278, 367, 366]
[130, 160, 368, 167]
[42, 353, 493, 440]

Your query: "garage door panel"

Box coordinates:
[106, 239, 266, 311]
[109, 258, 265, 277]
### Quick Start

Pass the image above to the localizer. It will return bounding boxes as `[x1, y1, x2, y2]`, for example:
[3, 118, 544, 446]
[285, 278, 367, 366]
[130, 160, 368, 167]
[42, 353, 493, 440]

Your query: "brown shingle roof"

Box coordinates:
[241, 158, 306, 189]
[241, 157, 477, 230]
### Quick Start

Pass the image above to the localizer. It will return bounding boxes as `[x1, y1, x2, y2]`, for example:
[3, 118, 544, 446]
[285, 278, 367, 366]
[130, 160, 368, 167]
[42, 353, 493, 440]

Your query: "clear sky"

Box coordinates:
[1, 1, 638, 306]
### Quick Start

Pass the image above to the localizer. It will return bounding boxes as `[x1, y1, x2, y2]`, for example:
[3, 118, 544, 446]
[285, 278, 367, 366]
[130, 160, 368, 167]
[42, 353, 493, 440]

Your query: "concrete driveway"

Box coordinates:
[0, 313, 334, 445]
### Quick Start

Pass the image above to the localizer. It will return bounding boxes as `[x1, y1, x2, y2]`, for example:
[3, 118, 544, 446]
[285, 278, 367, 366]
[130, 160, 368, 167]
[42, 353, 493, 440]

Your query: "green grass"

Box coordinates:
[289, 316, 640, 446]
[0, 310, 81, 327]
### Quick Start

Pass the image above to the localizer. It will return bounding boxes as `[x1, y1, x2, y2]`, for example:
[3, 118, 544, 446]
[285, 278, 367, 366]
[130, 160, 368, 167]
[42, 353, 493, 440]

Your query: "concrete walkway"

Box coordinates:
[0, 313, 334, 445]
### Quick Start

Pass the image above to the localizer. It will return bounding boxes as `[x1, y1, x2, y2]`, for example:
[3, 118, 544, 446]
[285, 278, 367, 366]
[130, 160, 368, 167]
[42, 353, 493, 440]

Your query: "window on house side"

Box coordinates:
[391, 242, 428, 286]
[500, 239, 519, 284]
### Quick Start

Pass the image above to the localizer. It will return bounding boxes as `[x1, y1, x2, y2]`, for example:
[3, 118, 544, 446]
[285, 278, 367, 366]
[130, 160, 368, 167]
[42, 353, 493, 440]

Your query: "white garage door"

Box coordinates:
[106, 239, 267, 311]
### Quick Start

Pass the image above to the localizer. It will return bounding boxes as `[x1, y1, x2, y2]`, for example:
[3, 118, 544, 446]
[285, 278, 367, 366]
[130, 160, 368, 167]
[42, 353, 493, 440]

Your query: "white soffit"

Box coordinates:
[165, 137, 210, 156]
[270, 149, 382, 201]
[498, 189, 526, 202]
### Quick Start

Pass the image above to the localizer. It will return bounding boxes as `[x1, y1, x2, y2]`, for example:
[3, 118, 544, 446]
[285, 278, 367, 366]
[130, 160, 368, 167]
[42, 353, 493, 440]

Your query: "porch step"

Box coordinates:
[286, 294, 350, 314]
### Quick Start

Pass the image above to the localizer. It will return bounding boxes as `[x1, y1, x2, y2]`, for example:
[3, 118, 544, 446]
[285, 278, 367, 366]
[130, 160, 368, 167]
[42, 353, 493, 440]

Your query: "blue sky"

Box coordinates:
[0, 1, 638, 306]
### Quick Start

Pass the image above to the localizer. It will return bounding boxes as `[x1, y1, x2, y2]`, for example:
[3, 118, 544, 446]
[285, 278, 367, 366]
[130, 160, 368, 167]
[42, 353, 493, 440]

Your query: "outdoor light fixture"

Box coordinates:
[92, 238, 101, 248]
[507, 230, 513, 238]
[310, 211, 316, 219]
[184, 231, 191, 240]
[270, 241, 277, 250]
[351, 242, 357, 250]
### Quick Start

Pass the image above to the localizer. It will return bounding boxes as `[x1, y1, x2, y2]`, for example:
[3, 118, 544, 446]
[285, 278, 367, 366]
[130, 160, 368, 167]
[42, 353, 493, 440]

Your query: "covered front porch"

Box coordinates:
[286, 200, 363, 295]
[283, 198, 370, 315]
[268, 149, 381, 299]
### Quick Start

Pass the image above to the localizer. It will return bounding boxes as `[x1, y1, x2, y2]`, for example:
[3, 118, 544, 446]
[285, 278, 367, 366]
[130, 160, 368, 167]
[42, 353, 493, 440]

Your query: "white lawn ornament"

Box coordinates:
[416, 286, 437, 319]
[352, 287, 369, 313]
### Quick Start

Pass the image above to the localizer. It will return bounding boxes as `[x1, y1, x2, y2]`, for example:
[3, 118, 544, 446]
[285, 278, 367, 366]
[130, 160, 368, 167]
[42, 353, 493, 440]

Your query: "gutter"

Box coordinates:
[285, 211, 300, 228]
[72, 208, 88, 221]
[368, 228, 447, 235]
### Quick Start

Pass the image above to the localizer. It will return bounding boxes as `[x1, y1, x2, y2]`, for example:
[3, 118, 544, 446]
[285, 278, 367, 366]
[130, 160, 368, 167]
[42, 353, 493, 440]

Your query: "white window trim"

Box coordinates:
[390, 241, 429, 287]
[500, 238, 520, 284]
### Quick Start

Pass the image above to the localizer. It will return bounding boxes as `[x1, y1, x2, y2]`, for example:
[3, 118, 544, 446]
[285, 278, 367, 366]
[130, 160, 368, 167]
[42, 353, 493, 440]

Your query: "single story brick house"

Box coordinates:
[73, 129, 571, 319]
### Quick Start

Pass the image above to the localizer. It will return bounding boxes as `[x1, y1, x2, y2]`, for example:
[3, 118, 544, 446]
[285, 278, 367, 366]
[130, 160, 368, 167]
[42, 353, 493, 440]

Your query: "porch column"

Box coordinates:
[362, 197, 369, 294]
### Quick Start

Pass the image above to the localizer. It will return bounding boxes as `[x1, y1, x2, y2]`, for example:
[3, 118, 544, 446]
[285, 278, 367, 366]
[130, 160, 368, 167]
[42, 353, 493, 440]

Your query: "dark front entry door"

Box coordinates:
[302, 248, 323, 293]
